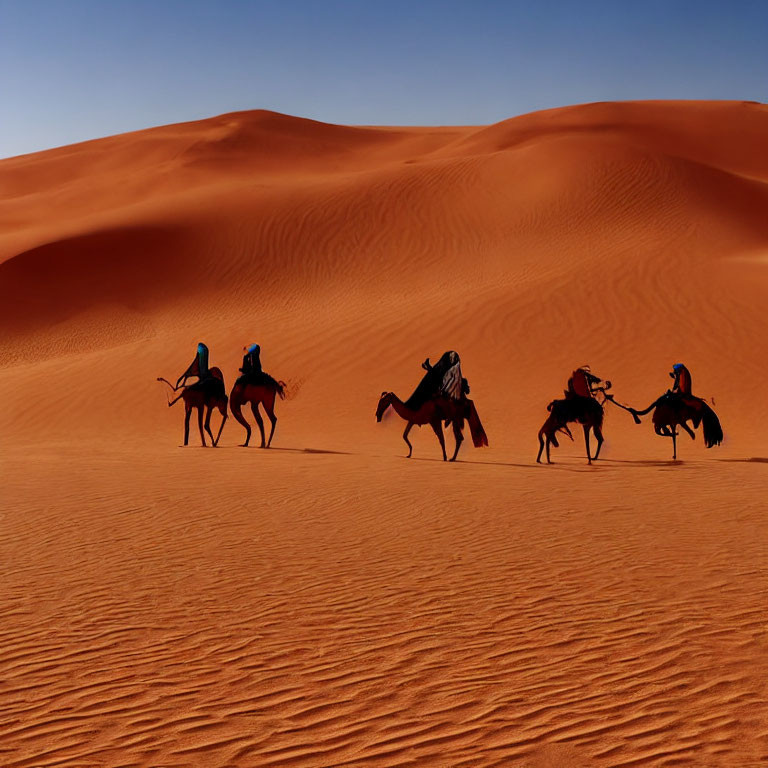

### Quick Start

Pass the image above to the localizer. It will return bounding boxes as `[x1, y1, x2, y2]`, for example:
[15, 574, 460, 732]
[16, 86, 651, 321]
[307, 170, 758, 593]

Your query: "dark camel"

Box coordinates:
[230, 377, 285, 447]
[376, 392, 478, 461]
[157, 367, 228, 447]
[629, 395, 723, 459]
[537, 396, 604, 464]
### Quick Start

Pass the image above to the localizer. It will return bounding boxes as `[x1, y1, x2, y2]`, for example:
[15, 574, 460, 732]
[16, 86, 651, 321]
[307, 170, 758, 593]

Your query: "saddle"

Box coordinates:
[188, 375, 225, 399]
[236, 370, 280, 389]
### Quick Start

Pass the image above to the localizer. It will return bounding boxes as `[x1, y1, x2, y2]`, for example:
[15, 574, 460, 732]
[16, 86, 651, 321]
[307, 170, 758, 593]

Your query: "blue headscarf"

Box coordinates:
[247, 343, 260, 354]
[673, 363, 684, 371]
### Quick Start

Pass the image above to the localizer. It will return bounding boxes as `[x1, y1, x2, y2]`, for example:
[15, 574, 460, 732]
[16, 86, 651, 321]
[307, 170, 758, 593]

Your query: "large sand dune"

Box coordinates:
[2, 101, 767, 766]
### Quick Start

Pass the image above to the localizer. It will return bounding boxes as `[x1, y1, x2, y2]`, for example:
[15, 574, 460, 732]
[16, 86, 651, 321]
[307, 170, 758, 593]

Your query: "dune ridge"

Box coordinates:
[2, 101, 767, 766]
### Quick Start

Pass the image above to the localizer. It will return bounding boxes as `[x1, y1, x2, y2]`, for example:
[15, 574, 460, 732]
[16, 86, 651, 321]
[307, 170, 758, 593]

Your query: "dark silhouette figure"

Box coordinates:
[377, 350, 488, 461]
[565, 366, 606, 399]
[537, 367, 613, 464]
[406, 351, 465, 409]
[537, 396, 604, 465]
[175, 342, 216, 393]
[229, 345, 286, 447]
[238, 343, 263, 383]
[403, 351, 488, 449]
[376, 391, 466, 461]
[629, 364, 723, 459]
[158, 367, 228, 447]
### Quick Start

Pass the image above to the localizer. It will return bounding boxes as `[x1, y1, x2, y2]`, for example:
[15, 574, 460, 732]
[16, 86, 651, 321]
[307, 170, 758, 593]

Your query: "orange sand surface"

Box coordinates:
[1, 101, 767, 766]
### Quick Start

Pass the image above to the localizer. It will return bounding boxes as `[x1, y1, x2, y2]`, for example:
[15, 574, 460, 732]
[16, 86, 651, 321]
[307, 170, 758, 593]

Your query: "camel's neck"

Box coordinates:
[388, 395, 415, 420]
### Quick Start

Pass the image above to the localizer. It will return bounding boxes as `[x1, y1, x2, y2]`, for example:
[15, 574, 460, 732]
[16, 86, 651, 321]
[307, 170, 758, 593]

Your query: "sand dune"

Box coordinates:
[2, 101, 767, 766]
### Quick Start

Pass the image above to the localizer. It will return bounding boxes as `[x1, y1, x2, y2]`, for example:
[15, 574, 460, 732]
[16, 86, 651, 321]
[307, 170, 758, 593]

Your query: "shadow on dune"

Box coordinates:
[0, 225, 195, 337]
[599, 458, 690, 468]
[716, 457, 768, 464]
[211, 445, 353, 456]
[405, 456, 600, 472]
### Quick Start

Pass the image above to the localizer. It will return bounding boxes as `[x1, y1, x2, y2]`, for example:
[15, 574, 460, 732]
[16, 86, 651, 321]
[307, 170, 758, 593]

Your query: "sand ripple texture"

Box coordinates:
[2, 446, 767, 767]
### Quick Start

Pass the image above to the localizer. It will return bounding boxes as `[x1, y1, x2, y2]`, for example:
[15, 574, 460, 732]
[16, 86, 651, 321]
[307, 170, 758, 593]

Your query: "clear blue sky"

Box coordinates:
[1, 0, 766, 158]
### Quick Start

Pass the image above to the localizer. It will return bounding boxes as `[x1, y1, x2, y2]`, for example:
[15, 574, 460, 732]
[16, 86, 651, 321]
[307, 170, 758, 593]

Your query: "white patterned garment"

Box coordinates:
[441, 360, 463, 400]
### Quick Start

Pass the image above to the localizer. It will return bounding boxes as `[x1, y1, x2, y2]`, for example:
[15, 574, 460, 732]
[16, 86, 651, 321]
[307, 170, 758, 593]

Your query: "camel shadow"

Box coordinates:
[406, 456, 599, 472]
[599, 458, 690, 468]
[716, 457, 768, 464]
[212, 445, 353, 456]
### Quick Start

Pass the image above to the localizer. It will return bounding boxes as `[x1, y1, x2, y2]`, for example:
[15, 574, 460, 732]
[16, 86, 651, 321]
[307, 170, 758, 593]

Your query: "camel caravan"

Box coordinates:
[535, 364, 722, 463]
[158, 345, 722, 463]
[158, 343, 285, 449]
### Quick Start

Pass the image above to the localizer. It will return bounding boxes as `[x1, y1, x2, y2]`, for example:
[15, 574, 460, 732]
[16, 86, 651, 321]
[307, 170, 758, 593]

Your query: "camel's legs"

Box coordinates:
[403, 422, 414, 458]
[168, 391, 185, 408]
[449, 421, 464, 462]
[197, 406, 206, 447]
[536, 433, 545, 463]
[547, 436, 552, 463]
[681, 421, 696, 440]
[230, 399, 252, 446]
[672, 428, 677, 460]
[204, 407, 216, 445]
[211, 405, 228, 447]
[250, 402, 266, 448]
[430, 420, 447, 461]
[184, 405, 192, 446]
[263, 394, 278, 448]
[583, 424, 592, 464]
[592, 425, 604, 461]
[214, 413, 228, 446]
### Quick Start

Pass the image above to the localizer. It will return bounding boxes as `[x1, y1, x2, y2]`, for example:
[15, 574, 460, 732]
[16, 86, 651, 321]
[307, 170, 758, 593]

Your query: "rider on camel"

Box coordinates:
[669, 363, 703, 415]
[239, 343, 263, 383]
[405, 350, 468, 409]
[566, 366, 605, 399]
[399, 350, 488, 448]
[176, 342, 215, 392]
[234, 343, 284, 392]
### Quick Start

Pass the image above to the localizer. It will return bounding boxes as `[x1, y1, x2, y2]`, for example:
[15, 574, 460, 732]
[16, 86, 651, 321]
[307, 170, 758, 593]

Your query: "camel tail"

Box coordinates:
[700, 402, 723, 448]
[466, 400, 488, 447]
[258, 373, 286, 400]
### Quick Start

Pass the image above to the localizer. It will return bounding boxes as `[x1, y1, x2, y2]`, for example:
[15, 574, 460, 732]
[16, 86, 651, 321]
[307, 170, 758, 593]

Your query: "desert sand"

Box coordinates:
[1, 101, 767, 766]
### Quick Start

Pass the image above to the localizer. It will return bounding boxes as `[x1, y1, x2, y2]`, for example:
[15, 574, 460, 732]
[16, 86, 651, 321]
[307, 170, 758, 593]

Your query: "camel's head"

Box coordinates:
[376, 391, 392, 422]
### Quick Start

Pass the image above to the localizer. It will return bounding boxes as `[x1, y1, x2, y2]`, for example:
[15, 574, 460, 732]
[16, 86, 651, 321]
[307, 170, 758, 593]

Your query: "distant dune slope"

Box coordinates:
[1, 100, 767, 452]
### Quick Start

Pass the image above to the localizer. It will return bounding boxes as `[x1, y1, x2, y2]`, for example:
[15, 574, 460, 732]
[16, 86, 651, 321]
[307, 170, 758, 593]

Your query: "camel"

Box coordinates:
[537, 396, 604, 465]
[230, 375, 285, 447]
[157, 367, 228, 447]
[376, 392, 471, 461]
[629, 395, 723, 459]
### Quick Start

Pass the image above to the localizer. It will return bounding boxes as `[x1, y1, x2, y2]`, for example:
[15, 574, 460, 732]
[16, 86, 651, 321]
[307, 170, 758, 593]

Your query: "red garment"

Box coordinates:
[676, 367, 692, 395]
[570, 369, 592, 398]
